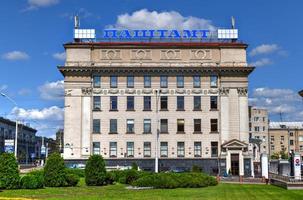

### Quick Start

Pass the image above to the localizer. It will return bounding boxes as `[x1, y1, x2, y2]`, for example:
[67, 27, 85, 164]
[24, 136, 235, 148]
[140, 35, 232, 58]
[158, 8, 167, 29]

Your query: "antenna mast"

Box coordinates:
[74, 15, 80, 29]
[231, 16, 236, 29]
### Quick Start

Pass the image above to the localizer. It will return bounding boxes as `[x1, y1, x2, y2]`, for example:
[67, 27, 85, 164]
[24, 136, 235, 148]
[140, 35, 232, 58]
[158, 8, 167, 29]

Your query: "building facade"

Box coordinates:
[269, 122, 303, 160]
[0, 117, 37, 164]
[248, 106, 269, 161]
[59, 35, 255, 176]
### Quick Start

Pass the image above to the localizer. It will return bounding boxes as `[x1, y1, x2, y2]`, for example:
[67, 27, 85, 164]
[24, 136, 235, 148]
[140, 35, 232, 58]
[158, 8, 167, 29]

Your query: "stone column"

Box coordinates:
[220, 88, 230, 143]
[239, 151, 244, 179]
[226, 150, 231, 175]
[238, 88, 249, 143]
[81, 88, 92, 156]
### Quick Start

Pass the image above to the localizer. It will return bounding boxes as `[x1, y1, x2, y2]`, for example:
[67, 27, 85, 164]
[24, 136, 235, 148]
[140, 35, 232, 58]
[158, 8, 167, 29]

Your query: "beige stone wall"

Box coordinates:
[62, 44, 251, 160]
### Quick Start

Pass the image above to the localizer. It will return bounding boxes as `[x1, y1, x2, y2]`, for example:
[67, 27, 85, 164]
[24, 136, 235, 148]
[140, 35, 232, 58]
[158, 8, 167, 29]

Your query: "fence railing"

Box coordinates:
[269, 172, 303, 183]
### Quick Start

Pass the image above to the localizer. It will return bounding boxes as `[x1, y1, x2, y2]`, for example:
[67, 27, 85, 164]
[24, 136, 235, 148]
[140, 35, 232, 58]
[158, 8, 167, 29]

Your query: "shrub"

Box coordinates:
[65, 173, 80, 187]
[66, 168, 85, 178]
[132, 172, 217, 189]
[108, 169, 151, 184]
[29, 169, 44, 185]
[20, 174, 44, 189]
[131, 162, 138, 170]
[191, 165, 202, 173]
[44, 153, 67, 187]
[85, 155, 106, 186]
[0, 153, 20, 189]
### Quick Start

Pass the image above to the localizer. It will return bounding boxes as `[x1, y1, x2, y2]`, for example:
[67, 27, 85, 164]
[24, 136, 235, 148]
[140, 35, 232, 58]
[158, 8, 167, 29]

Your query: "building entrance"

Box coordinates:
[231, 154, 239, 176]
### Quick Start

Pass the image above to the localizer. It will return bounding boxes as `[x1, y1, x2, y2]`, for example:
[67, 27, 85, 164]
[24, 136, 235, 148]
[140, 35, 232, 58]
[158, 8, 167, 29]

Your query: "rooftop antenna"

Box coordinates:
[279, 110, 283, 122]
[231, 16, 236, 29]
[74, 15, 80, 29]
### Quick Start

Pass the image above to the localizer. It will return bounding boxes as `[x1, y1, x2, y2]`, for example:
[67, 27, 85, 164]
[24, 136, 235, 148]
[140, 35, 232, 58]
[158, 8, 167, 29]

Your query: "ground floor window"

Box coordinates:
[110, 142, 117, 157]
[211, 142, 218, 157]
[143, 142, 151, 157]
[160, 142, 168, 157]
[177, 142, 185, 157]
[194, 142, 202, 157]
[127, 142, 134, 157]
[93, 142, 100, 155]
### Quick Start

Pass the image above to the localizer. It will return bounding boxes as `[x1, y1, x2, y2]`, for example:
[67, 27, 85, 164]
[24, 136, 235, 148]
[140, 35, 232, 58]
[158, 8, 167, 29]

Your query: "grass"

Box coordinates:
[1, 179, 303, 200]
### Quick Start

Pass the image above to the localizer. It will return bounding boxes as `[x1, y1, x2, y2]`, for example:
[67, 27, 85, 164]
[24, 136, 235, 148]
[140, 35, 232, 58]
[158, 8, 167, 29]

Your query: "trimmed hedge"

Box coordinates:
[107, 170, 151, 184]
[65, 173, 80, 187]
[44, 153, 67, 187]
[0, 153, 20, 189]
[132, 172, 218, 189]
[20, 174, 44, 189]
[85, 155, 107, 186]
[66, 168, 85, 178]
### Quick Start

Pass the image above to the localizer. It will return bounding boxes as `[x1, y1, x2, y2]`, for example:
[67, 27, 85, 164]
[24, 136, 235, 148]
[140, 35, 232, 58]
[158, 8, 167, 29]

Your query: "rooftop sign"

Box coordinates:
[74, 28, 238, 40]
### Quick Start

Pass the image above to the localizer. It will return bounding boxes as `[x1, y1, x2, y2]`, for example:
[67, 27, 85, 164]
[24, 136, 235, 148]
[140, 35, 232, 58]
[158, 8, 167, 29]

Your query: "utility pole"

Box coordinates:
[1, 92, 18, 158]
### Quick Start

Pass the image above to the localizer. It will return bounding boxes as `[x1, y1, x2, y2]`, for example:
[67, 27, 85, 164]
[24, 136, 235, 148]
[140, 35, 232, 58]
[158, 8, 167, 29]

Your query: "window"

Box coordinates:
[110, 96, 118, 111]
[144, 75, 151, 88]
[254, 126, 260, 132]
[281, 136, 284, 141]
[290, 132, 294, 136]
[300, 145, 303, 151]
[93, 96, 101, 110]
[177, 142, 185, 157]
[299, 136, 303, 142]
[211, 142, 218, 157]
[263, 126, 266, 131]
[177, 96, 184, 110]
[160, 96, 168, 110]
[109, 142, 117, 157]
[110, 76, 117, 88]
[263, 117, 266, 122]
[160, 142, 168, 157]
[93, 142, 100, 155]
[177, 75, 184, 88]
[193, 96, 201, 110]
[210, 96, 218, 110]
[177, 119, 185, 132]
[93, 119, 100, 133]
[271, 145, 275, 151]
[210, 75, 218, 87]
[193, 75, 200, 88]
[254, 117, 259, 122]
[160, 119, 168, 133]
[290, 140, 294, 145]
[127, 142, 134, 157]
[194, 142, 202, 157]
[271, 136, 274, 142]
[127, 96, 134, 110]
[143, 142, 151, 157]
[210, 119, 218, 132]
[127, 76, 134, 88]
[110, 119, 117, 133]
[93, 76, 101, 88]
[143, 119, 151, 133]
[194, 119, 201, 132]
[127, 119, 134, 133]
[160, 75, 168, 88]
[143, 96, 151, 110]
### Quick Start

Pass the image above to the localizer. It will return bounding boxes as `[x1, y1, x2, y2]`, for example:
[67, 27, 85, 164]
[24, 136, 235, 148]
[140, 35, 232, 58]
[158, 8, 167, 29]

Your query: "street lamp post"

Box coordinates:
[0, 92, 18, 158]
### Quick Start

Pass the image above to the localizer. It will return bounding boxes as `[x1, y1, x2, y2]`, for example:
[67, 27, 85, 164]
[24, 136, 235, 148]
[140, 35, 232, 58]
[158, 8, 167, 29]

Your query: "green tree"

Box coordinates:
[85, 155, 107, 186]
[0, 153, 20, 189]
[44, 153, 67, 187]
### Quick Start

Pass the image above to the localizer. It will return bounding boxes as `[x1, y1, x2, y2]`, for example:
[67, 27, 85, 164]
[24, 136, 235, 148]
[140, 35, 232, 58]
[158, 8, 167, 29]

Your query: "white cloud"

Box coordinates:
[61, 8, 93, 20]
[18, 88, 31, 96]
[0, 85, 8, 91]
[2, 51, 29, 61]
[249, 44, 279, 56]
[107, 9, 216, 31]
[250, 58, 272, 67]
[38, 80, 64, 100]
[9, 106, 63, 137]
[53, 52, 66, 61]
[249, 87, 303, 121]
[26, 0, 59, 10]
[11, 106, 63, 121]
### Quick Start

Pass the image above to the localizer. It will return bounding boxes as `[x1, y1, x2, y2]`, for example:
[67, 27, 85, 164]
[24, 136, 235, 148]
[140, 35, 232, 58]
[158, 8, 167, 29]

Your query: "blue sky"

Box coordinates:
[0, 0, 303, 137]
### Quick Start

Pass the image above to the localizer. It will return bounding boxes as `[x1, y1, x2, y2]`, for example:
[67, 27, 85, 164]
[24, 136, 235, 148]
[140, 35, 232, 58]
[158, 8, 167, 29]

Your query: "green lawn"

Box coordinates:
[0, 179, 303, 200]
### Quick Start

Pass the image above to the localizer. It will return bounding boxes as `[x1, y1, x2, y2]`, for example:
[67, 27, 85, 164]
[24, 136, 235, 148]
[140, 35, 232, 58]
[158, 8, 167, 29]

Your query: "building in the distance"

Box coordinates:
[56, 129, 64, 153]
[59, 23, 255, 177]
[248, 106, 269, 161]
[269, 122, 303, 160]
[0, 117, 37, 163]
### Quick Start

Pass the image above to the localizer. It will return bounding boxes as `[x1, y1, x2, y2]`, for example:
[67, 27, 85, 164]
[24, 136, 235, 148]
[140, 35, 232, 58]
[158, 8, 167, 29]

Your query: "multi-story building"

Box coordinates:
[56, 129, 64, 153]
[269, 122, 303, 160]
[0, 117, 37, 163]
[248, 106, 269, 161]
[59, 26, 255, 176]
